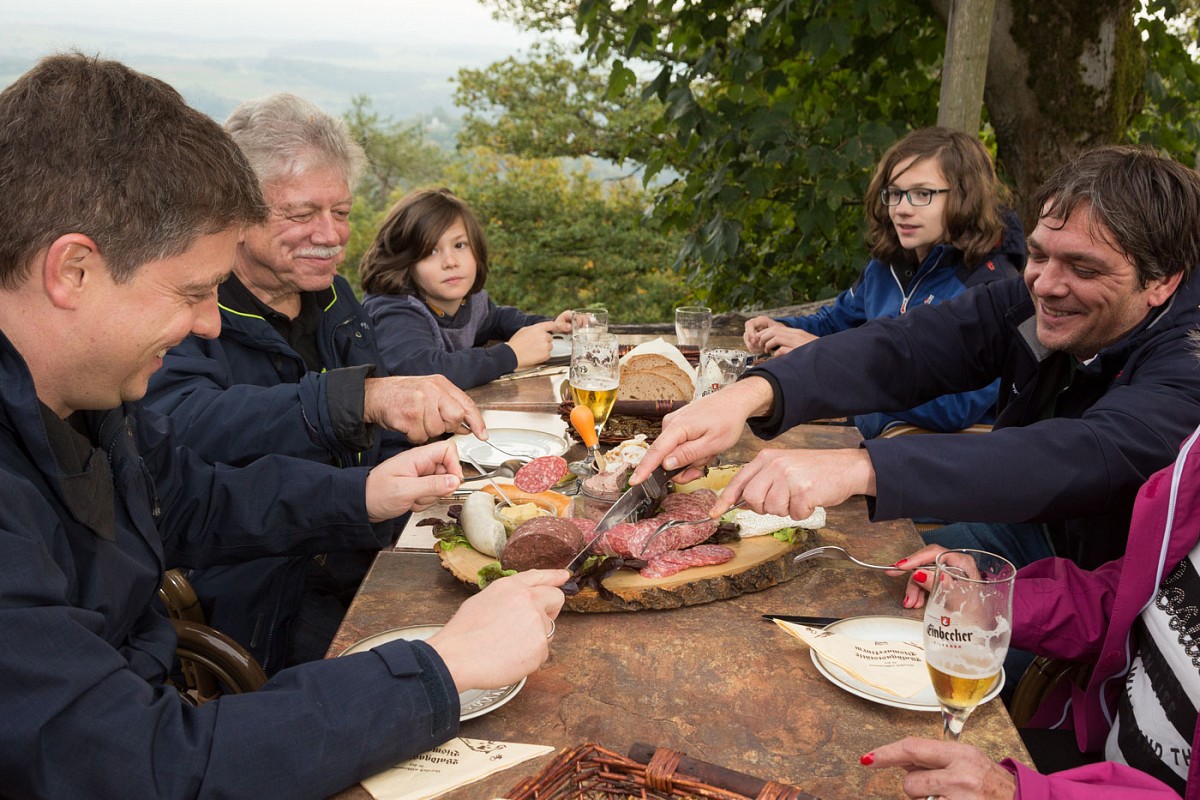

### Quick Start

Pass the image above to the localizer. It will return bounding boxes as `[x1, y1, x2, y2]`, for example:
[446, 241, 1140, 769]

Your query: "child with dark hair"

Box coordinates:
[361, 187, 571, 389]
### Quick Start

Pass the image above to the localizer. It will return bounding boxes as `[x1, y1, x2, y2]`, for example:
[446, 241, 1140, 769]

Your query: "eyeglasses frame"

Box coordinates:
[880, 187, 951, 207]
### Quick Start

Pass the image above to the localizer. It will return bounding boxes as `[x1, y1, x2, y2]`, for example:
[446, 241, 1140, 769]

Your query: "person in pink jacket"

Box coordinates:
[864, 422, 1200, 798]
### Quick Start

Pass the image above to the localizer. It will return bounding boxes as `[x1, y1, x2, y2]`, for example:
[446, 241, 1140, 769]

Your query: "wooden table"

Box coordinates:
[329, 343, 1031, 799]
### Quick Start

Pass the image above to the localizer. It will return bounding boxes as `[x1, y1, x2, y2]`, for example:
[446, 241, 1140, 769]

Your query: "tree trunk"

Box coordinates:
[930, 0, 1144, 226]
[937, 0, 997, 134]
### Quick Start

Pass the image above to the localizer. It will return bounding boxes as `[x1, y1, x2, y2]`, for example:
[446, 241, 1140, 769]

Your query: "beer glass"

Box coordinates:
[922, 548, 1015, 741]
[569, 333, 620, 462]
[571, 308, 609, 337]
[693, 347, 751, 401]
[674, 306, 712, 351]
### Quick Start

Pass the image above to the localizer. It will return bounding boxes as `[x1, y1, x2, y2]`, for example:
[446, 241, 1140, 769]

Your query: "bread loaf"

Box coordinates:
[615, 342, 696, 402]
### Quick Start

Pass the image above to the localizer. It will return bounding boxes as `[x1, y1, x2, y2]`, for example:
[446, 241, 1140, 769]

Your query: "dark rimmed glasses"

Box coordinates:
[881, 187, 950, 207]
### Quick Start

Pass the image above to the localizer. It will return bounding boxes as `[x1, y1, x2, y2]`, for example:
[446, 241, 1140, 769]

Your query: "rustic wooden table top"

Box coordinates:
[328, 345, 1031, 799]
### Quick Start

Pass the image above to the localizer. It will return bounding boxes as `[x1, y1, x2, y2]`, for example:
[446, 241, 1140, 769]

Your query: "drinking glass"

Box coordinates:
[568, 333, 620, 474]
[923, 548, 1016, 741]
[571, 308, 609, 337]
[675, 306, 712, 351]
[693, 347, 751, 401]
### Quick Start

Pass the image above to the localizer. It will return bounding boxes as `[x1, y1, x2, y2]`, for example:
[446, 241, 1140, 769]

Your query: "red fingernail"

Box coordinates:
[860, 752, 875, 766]
[913, 570, 928, 583]
[893, 558, 907, 567]
[902, 596, 912, 608]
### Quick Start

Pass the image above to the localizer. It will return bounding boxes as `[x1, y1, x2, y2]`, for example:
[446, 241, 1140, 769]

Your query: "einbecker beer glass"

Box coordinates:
[568, 333, 620, 472]
[922, 548, 1015, 741]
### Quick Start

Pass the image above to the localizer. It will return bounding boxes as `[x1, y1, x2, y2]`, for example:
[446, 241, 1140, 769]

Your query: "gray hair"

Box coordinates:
[224, 93, 367, 190]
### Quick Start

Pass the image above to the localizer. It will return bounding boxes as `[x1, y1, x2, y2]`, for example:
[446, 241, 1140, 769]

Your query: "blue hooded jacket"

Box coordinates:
[774, 211, 1026, 437]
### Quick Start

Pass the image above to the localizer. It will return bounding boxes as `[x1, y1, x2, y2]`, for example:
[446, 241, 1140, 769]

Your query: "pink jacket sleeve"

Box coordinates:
[1006, 760, 1181, 799]
[1010, 556, 1124, 661]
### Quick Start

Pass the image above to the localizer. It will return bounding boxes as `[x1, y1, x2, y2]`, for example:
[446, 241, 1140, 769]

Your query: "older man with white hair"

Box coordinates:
[145, 93, 482, 671]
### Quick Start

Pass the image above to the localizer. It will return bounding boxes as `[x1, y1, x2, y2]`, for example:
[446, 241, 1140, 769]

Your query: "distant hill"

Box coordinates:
[2, 21, 511, 124]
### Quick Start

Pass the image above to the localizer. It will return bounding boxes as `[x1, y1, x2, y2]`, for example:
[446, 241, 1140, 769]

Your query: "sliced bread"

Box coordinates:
[618, 364, 693, 401]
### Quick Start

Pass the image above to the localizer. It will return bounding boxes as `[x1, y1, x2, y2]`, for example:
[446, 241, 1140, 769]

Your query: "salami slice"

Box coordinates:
[635, 515, 719, 560]
[514, 455, 569, 493]
[600, 520, 640, 558]
[639, 544, 734, 579]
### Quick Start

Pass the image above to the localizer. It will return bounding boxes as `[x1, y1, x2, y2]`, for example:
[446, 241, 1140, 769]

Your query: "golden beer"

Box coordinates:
[570, 382, 619, 427]
[926, 662, 999, 711]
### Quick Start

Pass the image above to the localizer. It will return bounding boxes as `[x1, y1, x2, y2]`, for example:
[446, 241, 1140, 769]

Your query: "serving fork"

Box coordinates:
[637, 500, 746, 557]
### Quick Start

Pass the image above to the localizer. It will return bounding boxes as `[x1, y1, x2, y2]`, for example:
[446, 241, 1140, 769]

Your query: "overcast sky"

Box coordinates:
[2, 0, 542, 50]
[3, 0, 564, 118]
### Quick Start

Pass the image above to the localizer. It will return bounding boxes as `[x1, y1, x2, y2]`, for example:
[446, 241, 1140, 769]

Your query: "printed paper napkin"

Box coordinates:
[361, 737, 554, 800]
[775, 619, 930, 698]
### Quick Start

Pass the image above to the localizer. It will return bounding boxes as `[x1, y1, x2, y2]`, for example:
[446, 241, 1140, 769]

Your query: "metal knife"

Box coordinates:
[562, 466, 682, 574]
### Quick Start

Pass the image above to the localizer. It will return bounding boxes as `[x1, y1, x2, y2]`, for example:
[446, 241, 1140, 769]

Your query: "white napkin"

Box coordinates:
[361, 737, 554, 800]
[729, 507, 826, 536]
[775, 620, 930, 698]
[619, 337, 697, 383]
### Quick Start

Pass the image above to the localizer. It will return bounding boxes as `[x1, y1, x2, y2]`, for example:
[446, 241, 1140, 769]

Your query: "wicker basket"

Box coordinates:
[504, 742, 816, 800]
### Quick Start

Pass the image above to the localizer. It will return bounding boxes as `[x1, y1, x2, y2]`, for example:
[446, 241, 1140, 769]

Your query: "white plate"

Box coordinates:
[550, 336, 571, 359]
[452, 427, 568, 470]
[808, 615, 1005, 712]
[339, 625, 526, 721]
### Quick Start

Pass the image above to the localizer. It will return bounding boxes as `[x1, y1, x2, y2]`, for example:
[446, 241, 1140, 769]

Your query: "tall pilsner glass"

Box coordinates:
[569, 333, 620, 442]
[923, 548, 1016, 741]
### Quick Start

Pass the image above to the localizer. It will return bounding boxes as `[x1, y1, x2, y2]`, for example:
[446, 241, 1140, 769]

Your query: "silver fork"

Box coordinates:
[638, 501, 745, 557]
[791, 545, 895, 571]
[458, 422, 531, 461]
[459, 451, 517, 507]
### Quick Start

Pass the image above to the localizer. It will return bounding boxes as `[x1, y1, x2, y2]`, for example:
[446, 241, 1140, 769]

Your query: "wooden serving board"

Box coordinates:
[436, 529, 816, 613]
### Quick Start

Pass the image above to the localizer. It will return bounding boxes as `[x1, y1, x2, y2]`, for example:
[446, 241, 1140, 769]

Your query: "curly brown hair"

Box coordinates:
[360, 188, 489, 297]
[865, 127, 1010, 270]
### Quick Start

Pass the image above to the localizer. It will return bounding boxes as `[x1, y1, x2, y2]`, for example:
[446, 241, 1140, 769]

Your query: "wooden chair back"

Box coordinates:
[157, 569, 267, 704]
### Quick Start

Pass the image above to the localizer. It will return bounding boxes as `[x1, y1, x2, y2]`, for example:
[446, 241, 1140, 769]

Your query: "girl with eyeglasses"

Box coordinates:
[743, 126, 1026, 439]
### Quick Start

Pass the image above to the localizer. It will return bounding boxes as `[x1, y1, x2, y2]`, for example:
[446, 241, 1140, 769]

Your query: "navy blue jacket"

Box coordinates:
[147, 275, 404, 467]
[775, 212, 1025, 437]
[144, 275, 402, 671]
[749, 274, 1200, 569]
[364, 290, 548, 389]
[0, 331, 458, 799]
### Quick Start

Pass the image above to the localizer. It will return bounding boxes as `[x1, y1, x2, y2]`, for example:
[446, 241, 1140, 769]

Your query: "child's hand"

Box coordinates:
[551, 310, 573, 333]
[509, 321, 558, 368]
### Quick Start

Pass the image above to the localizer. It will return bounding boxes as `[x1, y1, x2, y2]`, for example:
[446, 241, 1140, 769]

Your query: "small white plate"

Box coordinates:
[550, 336, 572, 359]
[808, 615, 1005, 712]
[452, 427, 568, 469]
[339, 624, 526, 721]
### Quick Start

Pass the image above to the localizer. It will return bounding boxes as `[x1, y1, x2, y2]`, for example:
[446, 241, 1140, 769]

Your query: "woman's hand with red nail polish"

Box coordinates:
[885, 544, 950, 611]
[863, 737, 1015, 799]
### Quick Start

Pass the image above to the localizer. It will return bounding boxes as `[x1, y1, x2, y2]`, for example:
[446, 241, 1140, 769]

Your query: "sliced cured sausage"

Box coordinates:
[514, 455, 569, 493]
[638, 544, 735, 579]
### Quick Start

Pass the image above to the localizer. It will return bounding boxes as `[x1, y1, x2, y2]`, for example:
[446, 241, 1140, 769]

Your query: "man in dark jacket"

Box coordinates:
[144, 94, 487, 672]
[634, 146, 1200, 572]
[0, 53, 566, 799]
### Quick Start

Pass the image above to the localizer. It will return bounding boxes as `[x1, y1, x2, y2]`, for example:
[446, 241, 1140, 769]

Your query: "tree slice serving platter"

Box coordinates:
[436, 529, 816, 613]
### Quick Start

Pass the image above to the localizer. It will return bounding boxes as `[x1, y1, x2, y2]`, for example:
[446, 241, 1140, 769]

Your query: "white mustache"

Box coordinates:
[296, 246, 344, 258]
